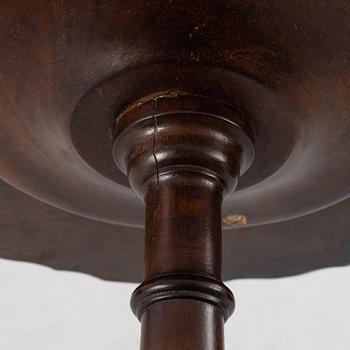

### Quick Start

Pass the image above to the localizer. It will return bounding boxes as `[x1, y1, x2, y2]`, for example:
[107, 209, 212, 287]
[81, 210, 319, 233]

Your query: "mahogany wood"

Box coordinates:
[112, 97, 242, 348]
[0, 1, 350, 348]
[140, 301, 224, 350]
[1, 179, 349, 282]
[1, 0, 349, 228]
[133, 175, 236, 349]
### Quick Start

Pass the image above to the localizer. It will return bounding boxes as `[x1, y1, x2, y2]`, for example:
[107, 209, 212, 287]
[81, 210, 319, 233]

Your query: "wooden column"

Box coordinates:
[113, 92, 255, 350]
[136, 172, 230, 350]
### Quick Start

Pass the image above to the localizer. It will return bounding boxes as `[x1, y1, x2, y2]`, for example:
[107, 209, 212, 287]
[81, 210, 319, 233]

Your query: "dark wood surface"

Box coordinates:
[123, 111, 239, 349]
[0, 0, 349, 283]
[133, 171, 232, 350]
[140, 301, 224, 350]
[1, 178, 349, 283]
[1, 2, 349, 348]
[1, 0, 349, 228]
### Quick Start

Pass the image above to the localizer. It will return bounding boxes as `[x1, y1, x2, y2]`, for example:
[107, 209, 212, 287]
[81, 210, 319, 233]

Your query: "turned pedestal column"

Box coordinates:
[0, 2, 350, 349]
[113, 93, 254, 349]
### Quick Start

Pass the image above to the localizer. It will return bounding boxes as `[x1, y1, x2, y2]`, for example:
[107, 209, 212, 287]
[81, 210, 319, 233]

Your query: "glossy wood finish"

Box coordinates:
[1, 0, 349, 228]
[132, 175, 236, 347]
[0, 2, 350, 347]
[142, 175, 224, 280]
[113, 97, 239, 348]
[141, 301, 224, 350]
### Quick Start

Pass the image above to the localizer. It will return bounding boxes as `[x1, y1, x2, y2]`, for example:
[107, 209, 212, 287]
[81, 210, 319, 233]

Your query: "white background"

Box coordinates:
[0, 259, 349, 349]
